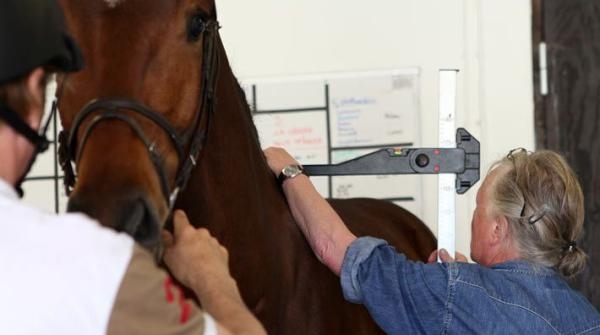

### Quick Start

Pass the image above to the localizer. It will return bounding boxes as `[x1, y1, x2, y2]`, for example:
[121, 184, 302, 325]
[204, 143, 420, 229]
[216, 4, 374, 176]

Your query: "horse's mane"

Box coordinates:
[232, 78, 262, 148]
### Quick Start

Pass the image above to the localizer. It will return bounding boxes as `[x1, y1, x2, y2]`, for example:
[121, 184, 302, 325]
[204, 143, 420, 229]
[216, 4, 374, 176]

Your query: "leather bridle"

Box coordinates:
[57, 20, 220, 212]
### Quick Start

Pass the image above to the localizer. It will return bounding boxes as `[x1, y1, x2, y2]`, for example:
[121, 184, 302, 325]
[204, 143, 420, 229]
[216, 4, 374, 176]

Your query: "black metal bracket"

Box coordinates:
[303, 128, 480, 194]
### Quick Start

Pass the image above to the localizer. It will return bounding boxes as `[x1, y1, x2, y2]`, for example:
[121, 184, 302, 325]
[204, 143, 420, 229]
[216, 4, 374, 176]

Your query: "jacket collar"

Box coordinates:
[492, 259, 557, 277]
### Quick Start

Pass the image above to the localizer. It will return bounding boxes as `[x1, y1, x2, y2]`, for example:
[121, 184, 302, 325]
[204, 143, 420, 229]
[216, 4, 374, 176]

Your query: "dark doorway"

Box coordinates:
[532, 0, 600, 309]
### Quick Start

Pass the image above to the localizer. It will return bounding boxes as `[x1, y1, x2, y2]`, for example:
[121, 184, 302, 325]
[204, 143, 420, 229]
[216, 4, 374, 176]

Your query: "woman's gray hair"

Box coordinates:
[490, 149, 587, 277]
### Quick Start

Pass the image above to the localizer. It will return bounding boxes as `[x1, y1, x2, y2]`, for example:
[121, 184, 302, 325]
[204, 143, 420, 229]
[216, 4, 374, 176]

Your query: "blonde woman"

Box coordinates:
[264, 146, 600, 334]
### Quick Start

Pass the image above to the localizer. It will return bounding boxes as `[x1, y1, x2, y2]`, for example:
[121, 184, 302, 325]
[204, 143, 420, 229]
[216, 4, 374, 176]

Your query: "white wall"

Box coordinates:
[218, 0, 534, 258]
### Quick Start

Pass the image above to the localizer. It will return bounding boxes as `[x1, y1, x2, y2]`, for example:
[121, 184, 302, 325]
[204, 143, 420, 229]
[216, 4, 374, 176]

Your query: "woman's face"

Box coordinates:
[470, 168, 502, 265]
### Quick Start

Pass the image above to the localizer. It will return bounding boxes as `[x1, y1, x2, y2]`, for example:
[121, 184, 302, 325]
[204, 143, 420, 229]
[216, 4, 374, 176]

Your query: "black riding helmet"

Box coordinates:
[0, 0, 84, 143]
[0, 0, 84, 197]
[0, 0, 83, 83]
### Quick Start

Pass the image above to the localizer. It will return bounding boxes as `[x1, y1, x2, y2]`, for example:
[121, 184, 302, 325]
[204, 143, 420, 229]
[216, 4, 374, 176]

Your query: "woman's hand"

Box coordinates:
[263, 147, 299, 176]
[427, 249, 469, 263]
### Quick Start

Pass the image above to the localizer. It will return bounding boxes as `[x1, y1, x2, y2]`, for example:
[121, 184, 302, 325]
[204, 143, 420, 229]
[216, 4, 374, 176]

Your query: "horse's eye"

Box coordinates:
[188, 15, 206, 42]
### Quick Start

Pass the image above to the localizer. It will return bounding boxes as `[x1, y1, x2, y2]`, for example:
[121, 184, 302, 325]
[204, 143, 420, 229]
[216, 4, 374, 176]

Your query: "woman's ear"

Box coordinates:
[24, 67, 46, 129]
[492, 214, 511, 244]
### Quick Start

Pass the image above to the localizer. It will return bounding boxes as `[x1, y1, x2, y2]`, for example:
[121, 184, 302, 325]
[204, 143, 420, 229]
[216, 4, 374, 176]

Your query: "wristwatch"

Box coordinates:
[277, 164, 307, 185]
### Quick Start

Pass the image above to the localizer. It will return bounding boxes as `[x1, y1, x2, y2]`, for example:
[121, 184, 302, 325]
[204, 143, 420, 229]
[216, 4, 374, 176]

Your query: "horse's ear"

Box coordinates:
[211, 3, 218, 19]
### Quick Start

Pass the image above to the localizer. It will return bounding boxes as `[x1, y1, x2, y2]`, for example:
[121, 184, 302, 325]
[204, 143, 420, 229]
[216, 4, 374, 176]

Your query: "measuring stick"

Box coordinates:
[437, 69, 458, 262]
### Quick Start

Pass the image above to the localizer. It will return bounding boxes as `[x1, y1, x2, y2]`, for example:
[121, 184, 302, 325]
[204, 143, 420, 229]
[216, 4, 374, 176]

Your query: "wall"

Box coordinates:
[217, 0, 535, 258]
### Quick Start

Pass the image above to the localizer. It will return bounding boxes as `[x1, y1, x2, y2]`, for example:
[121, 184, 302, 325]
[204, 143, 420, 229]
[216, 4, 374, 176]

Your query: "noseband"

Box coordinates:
[57, 20, 220, 211]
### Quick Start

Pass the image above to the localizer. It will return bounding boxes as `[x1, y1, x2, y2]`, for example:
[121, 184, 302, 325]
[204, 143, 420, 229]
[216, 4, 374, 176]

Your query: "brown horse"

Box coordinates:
[56, 0, 436, 333]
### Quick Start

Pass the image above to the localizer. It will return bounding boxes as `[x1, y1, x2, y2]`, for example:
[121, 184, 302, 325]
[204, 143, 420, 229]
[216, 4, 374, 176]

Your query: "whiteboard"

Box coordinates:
[253, 112, 328, 163]
[329, 73, 419, 147]
[246, 69, 424, 219]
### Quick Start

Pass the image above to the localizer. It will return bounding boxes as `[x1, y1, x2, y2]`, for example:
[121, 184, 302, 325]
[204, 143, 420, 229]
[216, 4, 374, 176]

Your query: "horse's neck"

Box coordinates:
[204, 77, 290, 236]
[201, 75, 286, 226]
[178, 60, 307, 307]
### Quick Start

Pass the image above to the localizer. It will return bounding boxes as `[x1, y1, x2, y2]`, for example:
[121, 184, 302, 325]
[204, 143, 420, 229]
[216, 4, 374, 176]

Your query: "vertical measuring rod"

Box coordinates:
[437, 69, 458, 261]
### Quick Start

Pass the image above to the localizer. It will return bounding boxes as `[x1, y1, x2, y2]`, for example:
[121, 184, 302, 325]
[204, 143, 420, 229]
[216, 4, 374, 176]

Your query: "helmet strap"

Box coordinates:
[0, 99, 50, 151]
[0, 99, 51, 197]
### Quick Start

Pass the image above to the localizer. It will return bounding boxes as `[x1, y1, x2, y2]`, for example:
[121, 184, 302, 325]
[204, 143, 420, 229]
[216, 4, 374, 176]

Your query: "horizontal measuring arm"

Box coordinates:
[303, 127, 480, 194]
[304, 148, 466, 175]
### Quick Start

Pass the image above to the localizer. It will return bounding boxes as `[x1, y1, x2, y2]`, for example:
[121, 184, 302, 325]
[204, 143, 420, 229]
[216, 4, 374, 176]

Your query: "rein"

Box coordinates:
[57, 20, 220, 212]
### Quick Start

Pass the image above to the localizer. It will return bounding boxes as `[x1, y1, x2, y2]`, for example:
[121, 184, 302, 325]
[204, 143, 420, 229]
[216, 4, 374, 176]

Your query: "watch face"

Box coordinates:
[278, 164, 305, 184]
[283, 165, 302, 177]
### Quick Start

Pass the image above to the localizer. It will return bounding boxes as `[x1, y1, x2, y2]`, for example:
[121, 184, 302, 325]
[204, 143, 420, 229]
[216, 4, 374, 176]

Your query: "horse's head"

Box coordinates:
[56, 0, 219, 248]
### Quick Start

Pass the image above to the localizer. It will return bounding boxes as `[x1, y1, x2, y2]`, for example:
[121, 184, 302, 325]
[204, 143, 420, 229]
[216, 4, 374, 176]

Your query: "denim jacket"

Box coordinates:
[341, 237, 600, 334]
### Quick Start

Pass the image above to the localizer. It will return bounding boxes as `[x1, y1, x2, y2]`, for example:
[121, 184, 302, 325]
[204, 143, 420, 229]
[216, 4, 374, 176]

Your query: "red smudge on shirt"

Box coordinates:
[164, 276, 193, 324]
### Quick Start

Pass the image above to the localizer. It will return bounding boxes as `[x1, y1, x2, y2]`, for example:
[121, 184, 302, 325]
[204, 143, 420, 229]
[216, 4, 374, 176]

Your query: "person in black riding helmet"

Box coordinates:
[0, 1, 264, 334]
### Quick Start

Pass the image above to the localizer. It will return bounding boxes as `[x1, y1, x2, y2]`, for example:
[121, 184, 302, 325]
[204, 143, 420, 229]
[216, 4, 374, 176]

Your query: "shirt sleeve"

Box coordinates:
[340, 236, 452, 334]
[106, 244, 209, 335]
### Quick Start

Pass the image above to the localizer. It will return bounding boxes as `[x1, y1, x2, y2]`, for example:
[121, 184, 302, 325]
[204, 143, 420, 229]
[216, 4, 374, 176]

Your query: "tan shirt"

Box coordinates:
[107, 245, 214, 335]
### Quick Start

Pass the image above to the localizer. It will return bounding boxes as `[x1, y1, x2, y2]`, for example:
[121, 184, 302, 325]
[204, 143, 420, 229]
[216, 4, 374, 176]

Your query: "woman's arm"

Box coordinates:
[264, 147, 357, 275]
